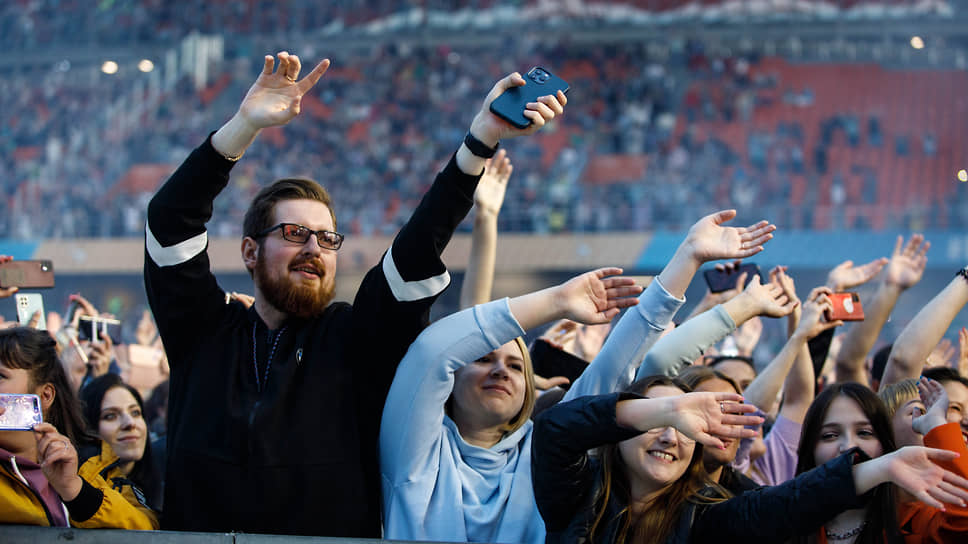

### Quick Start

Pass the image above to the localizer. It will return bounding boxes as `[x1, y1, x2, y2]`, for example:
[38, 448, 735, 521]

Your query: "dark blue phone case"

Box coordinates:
[489, 67, 570, 129]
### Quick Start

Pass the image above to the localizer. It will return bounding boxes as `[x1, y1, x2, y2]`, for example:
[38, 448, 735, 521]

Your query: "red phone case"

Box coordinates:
[827, 292, 865, 321]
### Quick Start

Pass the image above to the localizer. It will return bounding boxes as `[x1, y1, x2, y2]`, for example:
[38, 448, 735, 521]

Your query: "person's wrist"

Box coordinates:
[915, 415, 947, 435]
[790, 327, 811, 344]
[657, 397, 677, 429]
[55, 475, 84, 502]
[474, 207, 499, 221]
[469, 115, 501, 148]
[722, 295, 754, 325]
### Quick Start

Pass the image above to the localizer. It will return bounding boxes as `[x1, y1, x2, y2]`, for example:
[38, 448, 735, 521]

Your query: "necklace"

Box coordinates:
[825, 521, 867, 540]
[251, 322, 287, 393]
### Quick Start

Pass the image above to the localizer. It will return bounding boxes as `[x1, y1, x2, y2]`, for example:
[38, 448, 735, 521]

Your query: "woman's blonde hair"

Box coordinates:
[501, 337, 536, 434]
[446, 337, 536, 435]
[877, 378, 919, 419]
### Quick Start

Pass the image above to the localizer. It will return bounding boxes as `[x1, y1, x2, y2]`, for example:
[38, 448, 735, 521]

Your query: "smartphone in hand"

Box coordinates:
[77, 315, 122, 345]
[15, 293, 47, 330]
[0, 260, 54, 289]
[703, 263, 761, 294]
[827, 292, 865, 321]
[489, 67, 570, 129]
[0, 394, 43, 431]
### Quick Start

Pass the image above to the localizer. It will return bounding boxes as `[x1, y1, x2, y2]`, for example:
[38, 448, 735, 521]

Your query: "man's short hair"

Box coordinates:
[243, 178, 336, 239]
[922, 367, 968, 389]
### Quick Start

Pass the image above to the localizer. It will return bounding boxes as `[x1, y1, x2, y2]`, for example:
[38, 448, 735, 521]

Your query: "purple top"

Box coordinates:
[730, 412, 802, 487]
[0, 447, 69, 526]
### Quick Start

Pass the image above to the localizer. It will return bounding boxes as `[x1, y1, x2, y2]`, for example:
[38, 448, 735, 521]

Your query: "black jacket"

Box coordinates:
[531, 393, 870, 544]
[144, 136, 477, 536]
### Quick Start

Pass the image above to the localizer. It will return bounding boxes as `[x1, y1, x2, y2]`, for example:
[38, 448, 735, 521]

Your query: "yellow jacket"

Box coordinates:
[0, 440, 158, 529]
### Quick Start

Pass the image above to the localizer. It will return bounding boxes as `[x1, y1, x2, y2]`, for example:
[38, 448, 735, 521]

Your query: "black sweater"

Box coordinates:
[144, 136, 477, 536]
[532, 393, 869, 544]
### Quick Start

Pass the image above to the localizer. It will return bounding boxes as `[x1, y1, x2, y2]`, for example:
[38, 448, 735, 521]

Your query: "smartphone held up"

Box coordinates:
[489, 67, 570, 129]
[0, 393, 43, 431]
[0, 259, 54, 289]
[826, 292, 865, 321]
[15, 293, 47, 330]
[704, 263, 761, 293]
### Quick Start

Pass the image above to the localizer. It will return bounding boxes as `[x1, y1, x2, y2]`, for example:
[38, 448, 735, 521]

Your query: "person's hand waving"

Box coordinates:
[238, 52, 331, 130]
[683, 210, 776, 264]
[554, 268, 642, 324]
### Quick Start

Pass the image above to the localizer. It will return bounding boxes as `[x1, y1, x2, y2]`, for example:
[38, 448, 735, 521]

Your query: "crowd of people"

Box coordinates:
[1, 50, 967, 544]
[3, 21, 965, 238]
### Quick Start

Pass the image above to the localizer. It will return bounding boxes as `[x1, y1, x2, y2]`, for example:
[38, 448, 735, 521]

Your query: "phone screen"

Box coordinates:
[0, 394, 43, 431]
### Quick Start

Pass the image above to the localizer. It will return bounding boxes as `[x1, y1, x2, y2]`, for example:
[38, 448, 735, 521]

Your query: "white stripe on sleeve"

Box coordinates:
[381, 247, 450, 302]
[146, 222, 208, 267]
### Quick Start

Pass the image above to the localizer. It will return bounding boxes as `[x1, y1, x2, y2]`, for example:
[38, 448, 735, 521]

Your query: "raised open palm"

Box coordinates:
[239, 52, 330, 129]
[884, 234, 930, 290]
[685, 210, 776, 263]
[557, 268, 642, 324]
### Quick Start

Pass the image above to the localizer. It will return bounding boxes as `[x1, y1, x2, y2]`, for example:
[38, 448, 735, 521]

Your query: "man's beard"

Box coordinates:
[254, 250, 334, 319]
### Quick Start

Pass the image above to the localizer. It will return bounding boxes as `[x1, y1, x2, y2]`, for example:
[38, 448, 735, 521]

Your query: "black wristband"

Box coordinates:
[463, 132, 499, 158]
[957, 266, 968, 283]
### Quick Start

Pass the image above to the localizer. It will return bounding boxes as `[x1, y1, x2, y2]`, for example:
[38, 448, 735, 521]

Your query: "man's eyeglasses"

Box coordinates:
[256, 223, 344, 250]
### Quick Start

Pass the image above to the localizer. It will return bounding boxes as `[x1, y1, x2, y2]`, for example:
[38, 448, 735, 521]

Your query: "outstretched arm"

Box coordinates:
[743, 285, 839, 414]
[459, 150, 512, 309]
[145, 52, 330, 358]
[381, 268, 640, 483]
[835, 235, 928, 385]
[882, 270, 968, 387]
[532, 391, 761, 531]
[635, 274, 797, 380]
[695, 445, 968, 541]
[568, 210, 777, 399]
[211, 52, 330, 159]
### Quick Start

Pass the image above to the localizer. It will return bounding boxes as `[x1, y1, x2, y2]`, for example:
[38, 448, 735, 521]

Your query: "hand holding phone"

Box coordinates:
[826, 292, 865, 321]
[0, 259, 54, 289]
[16, 293, 47, 330]
[704, 263, 761, 294]
[78, 315, 122, 345]
[0, 393, 43, 431]
[489, 67, 570, 130]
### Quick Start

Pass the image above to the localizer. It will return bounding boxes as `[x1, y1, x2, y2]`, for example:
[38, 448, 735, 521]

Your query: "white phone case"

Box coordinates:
[15, 293, 47, 330]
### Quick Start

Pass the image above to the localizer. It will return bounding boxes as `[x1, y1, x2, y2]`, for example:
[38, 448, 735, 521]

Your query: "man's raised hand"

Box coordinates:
[469, 73, 567, 147]
[239, 52, 330, 130]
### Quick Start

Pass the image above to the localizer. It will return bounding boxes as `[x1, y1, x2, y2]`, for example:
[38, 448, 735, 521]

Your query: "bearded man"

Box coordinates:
[143, 51, 566, 537]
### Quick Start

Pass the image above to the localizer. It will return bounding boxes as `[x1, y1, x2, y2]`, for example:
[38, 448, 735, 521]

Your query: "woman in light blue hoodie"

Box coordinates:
[379, 210, 776, 543]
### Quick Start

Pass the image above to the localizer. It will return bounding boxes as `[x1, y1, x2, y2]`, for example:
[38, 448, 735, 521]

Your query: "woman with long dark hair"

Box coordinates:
[0, 327, 158, 528]
[533, 375, 968, 543]
[80, 374, 163, 509]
